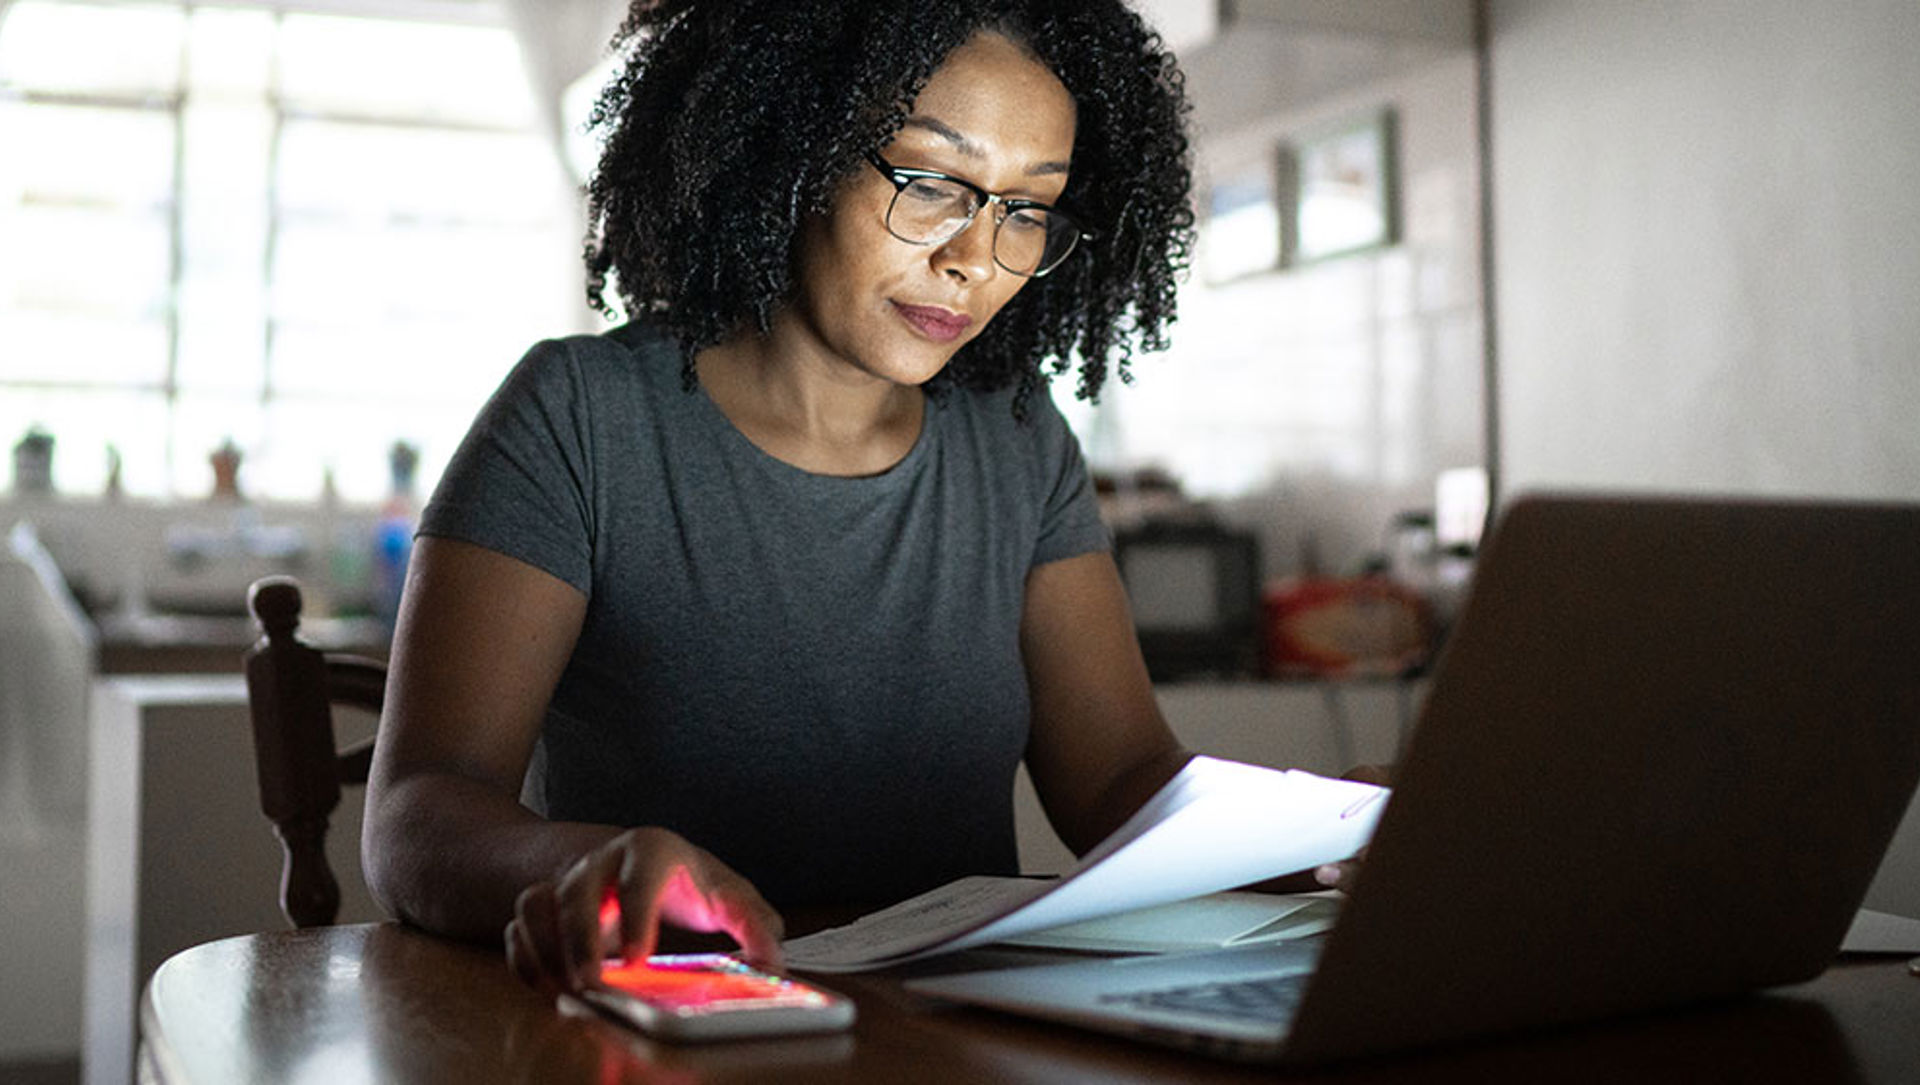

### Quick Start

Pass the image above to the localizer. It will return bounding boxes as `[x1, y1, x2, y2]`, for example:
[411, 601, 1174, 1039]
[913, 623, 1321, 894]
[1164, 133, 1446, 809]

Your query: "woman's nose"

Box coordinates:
[931, 209, 999, 282]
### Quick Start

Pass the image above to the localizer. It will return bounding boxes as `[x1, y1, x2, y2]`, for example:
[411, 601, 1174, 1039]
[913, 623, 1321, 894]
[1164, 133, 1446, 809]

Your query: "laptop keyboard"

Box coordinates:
[1100, 972, 1310, 1024]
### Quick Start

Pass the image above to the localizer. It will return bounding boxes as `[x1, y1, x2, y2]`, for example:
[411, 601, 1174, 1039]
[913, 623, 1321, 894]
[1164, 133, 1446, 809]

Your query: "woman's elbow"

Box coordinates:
[359, 772, 437, 927]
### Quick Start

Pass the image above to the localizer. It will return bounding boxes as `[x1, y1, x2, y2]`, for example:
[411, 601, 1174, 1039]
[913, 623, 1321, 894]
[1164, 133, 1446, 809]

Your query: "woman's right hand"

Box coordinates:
[504, 827, 786, 995]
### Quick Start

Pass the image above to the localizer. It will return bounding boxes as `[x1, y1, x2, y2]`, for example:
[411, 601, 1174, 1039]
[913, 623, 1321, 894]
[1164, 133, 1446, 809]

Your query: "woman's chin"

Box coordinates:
[880, 342, 963, 388]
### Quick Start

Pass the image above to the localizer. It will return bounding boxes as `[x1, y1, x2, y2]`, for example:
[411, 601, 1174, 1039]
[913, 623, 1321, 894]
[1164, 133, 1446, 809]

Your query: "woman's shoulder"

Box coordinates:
[937, 378, 1085, 480]
[943, 378, 1075, 440]
[503, 320, 684, 395]
[535, 319, 678, 369]
[599, 319, 682, 362]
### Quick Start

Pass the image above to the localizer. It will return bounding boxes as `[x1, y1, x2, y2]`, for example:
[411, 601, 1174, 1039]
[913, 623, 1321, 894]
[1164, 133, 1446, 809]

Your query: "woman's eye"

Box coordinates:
[902, 178, 958, 204]
[1004, 209, 1050, 235]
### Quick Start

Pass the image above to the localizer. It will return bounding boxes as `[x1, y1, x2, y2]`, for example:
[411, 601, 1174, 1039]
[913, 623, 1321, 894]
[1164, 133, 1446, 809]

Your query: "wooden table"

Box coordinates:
[139, 922, 1920, 1084]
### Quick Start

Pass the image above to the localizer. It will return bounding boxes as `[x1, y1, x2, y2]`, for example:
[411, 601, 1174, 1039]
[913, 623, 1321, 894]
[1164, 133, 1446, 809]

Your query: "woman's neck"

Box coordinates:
[694, 321, 926, 478]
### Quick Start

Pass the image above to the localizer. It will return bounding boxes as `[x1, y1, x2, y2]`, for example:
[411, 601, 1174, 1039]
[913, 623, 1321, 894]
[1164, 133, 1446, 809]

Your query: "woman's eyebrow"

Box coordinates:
[901, 114, 1072, 176]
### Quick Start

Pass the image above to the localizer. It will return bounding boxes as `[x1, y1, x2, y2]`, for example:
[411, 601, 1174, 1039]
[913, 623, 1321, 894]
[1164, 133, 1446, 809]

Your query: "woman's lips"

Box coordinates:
[893, 302, 973, 343]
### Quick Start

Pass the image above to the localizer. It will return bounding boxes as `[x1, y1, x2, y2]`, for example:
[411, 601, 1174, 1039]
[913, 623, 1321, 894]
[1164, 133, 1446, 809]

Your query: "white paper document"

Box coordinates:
[1840, 908, 1920, 954]
[1001, 891, 1341, 954]
[783, 756, 1388, 972]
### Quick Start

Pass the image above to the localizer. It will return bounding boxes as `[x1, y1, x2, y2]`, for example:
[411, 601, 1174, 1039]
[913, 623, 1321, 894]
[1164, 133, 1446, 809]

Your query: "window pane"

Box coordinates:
[3, 204, 172, 316]
[174, 280, 266, 394]
[257, 398, 481, 504]
[276, 119, 565, 225]
[0, 1, 185, 96]
[175, 97, 272, 393]
[277, 15, 535, 128]
[0, 310, 170, 386]
[180, 101, 272, 256]
[185, 7, 272, 96]
[1, 2, 585, 501]
[0, 386, 169, 497]
[268, 317, 522, 409]
[272, 220, 575, 324]
[0, 100, 176, 209]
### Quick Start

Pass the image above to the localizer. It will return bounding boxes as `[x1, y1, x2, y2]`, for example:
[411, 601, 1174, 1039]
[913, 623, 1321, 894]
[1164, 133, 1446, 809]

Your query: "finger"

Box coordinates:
[684, 866, 786, 969]
[505, 917, 552, 995]
[555, 846, 628, 988]
[636, 842, 784, 967]
[598, 887, 621, 948]
[1342, 763, 1394, 787]
[615, 835, 735, 956]
[674, 854, 785, 946]
[722, 895, 787, 970]
[716, 876, 786, 968]
[604, 830, 784, 969]
[1314, 858, 1362, 891]
[507, 882, 569, 994]
[614, 836, 680, 966]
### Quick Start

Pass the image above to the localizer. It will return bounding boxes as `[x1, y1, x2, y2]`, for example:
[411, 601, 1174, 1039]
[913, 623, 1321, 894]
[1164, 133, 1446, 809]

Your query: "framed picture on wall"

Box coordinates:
[1200, 158, 1282, 283]
[1283, 108, 1400, 265]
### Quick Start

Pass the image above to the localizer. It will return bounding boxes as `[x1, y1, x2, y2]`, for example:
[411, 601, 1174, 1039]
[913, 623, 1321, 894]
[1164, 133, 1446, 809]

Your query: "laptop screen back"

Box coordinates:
[1284, 493, 1920, 1063]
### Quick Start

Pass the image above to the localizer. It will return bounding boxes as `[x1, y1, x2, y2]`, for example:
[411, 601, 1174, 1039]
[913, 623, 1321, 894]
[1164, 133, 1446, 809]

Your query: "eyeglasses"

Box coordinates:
[866, 151, 1092, 278]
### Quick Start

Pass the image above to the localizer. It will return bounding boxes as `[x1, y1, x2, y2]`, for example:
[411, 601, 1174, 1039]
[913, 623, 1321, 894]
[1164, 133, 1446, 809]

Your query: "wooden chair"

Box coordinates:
[243, 575, 385, 928]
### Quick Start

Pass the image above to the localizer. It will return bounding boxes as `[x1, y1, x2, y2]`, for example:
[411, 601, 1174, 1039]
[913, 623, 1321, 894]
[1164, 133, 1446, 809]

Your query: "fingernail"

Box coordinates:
[1314, 864, 1341, 887]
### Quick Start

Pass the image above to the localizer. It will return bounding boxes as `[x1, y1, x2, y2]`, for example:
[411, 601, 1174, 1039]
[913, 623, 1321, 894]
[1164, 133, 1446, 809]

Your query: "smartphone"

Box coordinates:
[577, 953, 856, 1042]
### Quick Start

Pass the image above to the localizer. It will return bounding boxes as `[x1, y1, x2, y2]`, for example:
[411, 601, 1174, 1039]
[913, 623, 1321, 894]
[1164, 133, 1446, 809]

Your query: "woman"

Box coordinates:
[363, 0, 1316, 996]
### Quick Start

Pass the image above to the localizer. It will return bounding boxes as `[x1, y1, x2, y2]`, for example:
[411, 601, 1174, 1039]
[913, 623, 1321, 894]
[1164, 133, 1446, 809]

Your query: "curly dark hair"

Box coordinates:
[581, 0, 1194, 415]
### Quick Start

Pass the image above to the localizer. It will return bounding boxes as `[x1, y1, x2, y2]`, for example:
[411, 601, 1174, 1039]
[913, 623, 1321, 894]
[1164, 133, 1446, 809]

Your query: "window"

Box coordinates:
[0, 1, 582, 501]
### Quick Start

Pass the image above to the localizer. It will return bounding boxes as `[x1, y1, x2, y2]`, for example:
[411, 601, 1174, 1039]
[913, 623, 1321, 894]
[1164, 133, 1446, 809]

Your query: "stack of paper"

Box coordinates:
[783, 756, 1387, 972]
[1002, 891, 1341, 954]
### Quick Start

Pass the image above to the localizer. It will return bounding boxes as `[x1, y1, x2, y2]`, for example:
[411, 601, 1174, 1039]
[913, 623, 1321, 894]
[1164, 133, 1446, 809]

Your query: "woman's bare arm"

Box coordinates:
[362, 536, 781, 988]
[1022, 548, 1387, 890]
[1019, 549, 1191, 856]
[362, 535, 606, 938]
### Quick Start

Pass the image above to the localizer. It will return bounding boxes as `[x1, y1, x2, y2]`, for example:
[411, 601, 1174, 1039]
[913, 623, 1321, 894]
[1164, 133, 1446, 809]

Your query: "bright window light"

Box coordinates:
[0, 1, 185, 96]
[0, 1, 581, 502]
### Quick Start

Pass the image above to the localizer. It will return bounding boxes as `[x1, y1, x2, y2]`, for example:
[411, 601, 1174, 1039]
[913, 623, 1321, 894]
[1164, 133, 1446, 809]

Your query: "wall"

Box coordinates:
[1087, 42, 1487, 579]
[1490, 0, 1920, 500]
[1486, 0, 1920, 916]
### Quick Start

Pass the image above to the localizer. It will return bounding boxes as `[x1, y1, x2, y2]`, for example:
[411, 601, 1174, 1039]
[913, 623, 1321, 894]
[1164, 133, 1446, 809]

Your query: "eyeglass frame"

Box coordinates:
[865, 151, 1094, 278]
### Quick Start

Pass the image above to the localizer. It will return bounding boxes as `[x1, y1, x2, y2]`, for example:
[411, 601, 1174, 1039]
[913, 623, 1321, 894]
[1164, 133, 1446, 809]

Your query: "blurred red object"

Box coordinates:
[1262, 576, 1434, 678]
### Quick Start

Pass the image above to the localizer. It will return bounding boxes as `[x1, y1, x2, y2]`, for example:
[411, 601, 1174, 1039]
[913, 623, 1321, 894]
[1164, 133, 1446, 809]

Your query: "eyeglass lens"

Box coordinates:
[888, 176, 1077, 276]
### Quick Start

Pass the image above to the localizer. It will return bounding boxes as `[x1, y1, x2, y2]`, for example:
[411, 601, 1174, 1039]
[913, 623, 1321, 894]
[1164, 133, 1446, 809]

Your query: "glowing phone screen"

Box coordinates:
[598, 955, 830, 1011]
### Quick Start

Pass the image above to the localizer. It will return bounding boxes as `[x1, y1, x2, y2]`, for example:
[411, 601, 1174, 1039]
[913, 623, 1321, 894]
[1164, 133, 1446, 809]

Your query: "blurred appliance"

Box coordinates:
[1112, 520, 1261, 681]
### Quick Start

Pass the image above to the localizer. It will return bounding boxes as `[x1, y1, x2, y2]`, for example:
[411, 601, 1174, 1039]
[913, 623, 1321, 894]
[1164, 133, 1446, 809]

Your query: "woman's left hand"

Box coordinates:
[1312, 762, 1393, 892]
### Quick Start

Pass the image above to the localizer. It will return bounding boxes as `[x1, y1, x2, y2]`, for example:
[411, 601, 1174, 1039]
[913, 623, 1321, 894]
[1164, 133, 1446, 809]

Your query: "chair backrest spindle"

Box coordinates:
[244, 575, 385, 928]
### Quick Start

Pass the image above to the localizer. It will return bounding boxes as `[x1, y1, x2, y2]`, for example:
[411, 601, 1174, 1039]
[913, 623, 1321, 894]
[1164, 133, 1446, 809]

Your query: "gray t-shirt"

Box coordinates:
[420, 322, 1109, 907]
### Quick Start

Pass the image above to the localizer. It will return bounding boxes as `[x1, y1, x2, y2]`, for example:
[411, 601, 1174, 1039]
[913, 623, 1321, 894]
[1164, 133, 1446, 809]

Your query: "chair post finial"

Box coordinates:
[249, 575, 304, 641]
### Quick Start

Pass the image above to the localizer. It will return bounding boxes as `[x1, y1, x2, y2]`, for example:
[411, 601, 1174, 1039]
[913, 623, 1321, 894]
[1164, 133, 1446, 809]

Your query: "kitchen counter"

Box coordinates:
[90, 610, 390, 675]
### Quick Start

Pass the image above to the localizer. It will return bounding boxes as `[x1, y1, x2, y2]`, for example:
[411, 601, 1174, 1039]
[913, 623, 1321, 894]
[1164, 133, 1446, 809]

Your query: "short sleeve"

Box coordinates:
[1029, 393, 1111, 567]
[418, 339, 596, 595]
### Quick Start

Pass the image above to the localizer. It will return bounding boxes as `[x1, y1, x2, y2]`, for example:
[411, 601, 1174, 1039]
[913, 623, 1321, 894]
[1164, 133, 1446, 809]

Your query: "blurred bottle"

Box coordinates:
[1386, 509, 1438, 599]
[209, 437, 244, 502]
[12, 426, 54, 495]
[372, 442, 420, 628]
[103, 444, 123, 501]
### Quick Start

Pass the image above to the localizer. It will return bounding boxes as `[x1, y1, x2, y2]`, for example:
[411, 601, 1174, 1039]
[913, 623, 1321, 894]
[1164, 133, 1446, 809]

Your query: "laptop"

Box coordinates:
[907, 492, 1920, 1064]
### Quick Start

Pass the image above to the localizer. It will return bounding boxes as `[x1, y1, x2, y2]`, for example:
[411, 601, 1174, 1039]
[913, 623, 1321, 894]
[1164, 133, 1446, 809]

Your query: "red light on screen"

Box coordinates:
[597, 956, 827, 1011]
